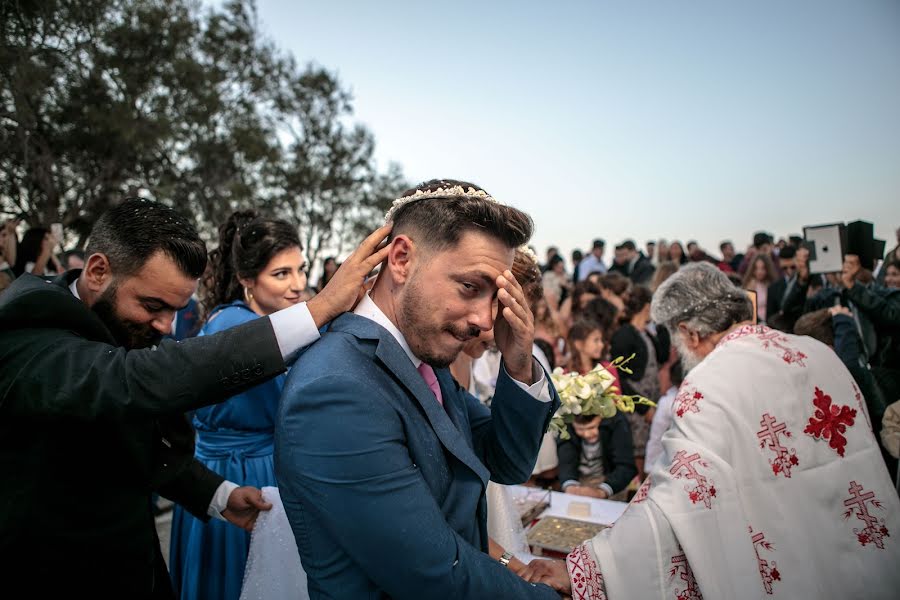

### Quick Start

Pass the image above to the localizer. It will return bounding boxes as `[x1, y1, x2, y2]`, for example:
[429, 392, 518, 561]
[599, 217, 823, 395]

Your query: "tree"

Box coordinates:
[0, 0, 405, 255]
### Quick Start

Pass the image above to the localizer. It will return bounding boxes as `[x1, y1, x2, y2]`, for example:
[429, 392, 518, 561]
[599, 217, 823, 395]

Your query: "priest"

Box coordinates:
[523, 262, 900, 599]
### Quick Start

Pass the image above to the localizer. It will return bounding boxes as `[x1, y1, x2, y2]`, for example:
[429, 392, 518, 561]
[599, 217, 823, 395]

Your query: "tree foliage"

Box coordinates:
[0, 0, 405, 262]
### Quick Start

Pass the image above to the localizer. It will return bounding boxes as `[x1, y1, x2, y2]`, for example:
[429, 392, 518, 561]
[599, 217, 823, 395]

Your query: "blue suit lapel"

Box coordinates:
[331, 314, 489, 485]
[374, 341, 490, 486]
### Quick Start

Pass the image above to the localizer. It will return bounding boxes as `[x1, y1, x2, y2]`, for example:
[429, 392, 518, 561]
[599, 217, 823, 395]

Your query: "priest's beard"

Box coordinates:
[396, 272, 481, 369]
[672, 331, 704, 373]
[92, 283, 163, 350]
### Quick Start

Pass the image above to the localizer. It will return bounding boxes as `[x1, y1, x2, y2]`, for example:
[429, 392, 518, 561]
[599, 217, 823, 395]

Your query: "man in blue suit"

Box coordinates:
[276, 180, 561, 598]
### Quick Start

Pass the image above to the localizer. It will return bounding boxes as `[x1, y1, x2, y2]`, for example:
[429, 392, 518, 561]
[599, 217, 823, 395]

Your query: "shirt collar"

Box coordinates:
[353, 292, 421, 368]
[69, 278, 81, 300]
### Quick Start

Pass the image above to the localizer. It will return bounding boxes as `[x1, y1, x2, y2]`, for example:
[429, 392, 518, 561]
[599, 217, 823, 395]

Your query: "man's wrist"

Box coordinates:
[306, 294, 334, 329]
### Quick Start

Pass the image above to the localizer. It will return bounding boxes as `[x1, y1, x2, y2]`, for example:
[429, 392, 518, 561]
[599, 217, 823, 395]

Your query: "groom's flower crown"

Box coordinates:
[384, 185, 500, 224]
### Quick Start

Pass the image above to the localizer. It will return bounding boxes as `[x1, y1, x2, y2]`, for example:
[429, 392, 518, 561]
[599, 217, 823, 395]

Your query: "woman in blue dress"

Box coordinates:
[170, 210, 309, 600]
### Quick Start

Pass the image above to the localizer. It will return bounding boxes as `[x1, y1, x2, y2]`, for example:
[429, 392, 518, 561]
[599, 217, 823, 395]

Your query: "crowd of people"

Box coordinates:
[1, 187, 898, 599]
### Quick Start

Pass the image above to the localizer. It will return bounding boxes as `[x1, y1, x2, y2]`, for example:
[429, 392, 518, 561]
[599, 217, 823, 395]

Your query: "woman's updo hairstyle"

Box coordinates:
[201, 210, 302, 317]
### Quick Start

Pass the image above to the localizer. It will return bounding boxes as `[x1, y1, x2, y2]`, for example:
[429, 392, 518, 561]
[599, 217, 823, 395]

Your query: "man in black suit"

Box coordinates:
[620, 239, 655, 286]
[766, 245, 797, 330]
[0, 198, 388, 598]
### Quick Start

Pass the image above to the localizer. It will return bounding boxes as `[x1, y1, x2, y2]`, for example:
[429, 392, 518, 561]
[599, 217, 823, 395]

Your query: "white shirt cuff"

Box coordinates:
[505, 359, 551, 403]
[561, 479, 580, 491]
[268, 301, 321, 363]
[598, 483, 614, 498]
[208, 480, 239, 521]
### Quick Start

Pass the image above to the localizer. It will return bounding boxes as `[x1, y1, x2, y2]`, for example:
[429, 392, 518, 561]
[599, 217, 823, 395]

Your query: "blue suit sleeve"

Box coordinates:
[467, 362, 560, 484]
[277, 372, 557, 600]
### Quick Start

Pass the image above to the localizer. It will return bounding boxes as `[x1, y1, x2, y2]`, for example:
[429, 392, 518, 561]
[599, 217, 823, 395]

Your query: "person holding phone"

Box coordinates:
[12, 226, 64, 278]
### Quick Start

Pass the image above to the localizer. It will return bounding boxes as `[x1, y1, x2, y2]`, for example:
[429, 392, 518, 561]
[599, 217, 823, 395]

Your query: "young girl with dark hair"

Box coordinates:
[170, 210, 308, 600]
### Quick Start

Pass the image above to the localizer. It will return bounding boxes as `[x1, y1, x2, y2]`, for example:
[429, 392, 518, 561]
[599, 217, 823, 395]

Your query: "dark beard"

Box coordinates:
[397, 274, 481, 368]
[91, 283, 162, 350]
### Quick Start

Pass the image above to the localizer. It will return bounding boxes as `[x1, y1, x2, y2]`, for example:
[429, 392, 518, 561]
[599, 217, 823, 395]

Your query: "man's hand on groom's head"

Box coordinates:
[222, 486, 273, 532]
[307, 223, 392, 327]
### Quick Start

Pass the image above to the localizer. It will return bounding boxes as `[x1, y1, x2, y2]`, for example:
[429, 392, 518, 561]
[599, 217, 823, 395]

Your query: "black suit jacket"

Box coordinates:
[0, 272, 285, 597]
[556, 412, 637, 494]
[629, 254, 656, 286]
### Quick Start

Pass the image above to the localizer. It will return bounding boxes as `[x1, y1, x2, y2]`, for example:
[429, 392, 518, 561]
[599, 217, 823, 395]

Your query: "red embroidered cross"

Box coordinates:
[669, 551, 703, 600]
[843, 481, 889, 549]
[675, 386, 703, 418]
[756, 330, 808, 366]
[750, 527, 780, 595]
[804, 387, 856, 457]
[757, 413, 798, 477]
[670, 450, 717, 509]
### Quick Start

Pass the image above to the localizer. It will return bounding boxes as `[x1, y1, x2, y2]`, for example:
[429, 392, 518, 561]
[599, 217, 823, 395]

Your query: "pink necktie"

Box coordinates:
[417, 363, 443, 407]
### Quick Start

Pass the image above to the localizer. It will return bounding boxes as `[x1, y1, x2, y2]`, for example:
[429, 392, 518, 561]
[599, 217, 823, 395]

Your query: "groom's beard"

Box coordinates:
[397, 272, 481, 369]
[672, 331, 704, 374]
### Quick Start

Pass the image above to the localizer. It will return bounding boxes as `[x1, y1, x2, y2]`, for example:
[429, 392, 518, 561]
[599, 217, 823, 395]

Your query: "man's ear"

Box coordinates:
[83, 253, 112, 293]
[678, 323, 701, 350]
[386, 235, 415, 285]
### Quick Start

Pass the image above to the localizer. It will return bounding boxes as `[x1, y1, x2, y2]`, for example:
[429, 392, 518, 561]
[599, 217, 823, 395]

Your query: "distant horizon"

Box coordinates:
[246, 0, 898, 266]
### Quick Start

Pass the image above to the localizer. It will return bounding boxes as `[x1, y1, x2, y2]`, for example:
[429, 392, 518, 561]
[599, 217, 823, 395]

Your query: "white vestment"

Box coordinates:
[567, 325, 900, 599]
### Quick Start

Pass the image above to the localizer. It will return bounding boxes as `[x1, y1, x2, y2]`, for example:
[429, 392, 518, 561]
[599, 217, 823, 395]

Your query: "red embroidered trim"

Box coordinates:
[669, 450, 717, 509]
[674, 384, 703, 418]
[749, 526, 780, 595]
[632, 475, 651, 504]
[567, 543, 608, 600]
[669, 547, 703, 600]
[718, 325, 807, 366]
[803, 386, 856, 457]
[850, 380, 871, 431]
[757, 412, 799, 477]
[843, 481, 890, 550]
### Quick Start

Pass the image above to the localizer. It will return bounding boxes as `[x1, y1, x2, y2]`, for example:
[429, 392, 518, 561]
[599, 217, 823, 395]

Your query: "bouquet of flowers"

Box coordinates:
[549, 356, 656, 440]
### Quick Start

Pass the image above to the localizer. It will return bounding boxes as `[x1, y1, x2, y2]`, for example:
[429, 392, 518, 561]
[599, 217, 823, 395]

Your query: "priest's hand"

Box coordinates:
[520, 559, 571, 594]
[307, 223, 392, 328]
[494, 269, 536, 384]
[222, 486, 273, 531]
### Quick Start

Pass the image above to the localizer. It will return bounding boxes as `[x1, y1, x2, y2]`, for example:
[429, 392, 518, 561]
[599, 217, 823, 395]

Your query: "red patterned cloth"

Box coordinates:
[562, 325, 900, 599]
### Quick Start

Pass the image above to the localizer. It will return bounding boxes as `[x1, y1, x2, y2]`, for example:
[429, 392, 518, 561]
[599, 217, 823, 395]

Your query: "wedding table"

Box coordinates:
[506, 485, 628, 560]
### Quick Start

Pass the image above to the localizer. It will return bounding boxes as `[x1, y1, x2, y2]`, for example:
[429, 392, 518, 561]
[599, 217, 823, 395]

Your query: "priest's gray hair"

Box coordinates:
[650, 262, 753, 338]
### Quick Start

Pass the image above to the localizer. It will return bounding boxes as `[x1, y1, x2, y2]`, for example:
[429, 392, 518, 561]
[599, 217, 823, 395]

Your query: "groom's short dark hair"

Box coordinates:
[390, 179, 533, 252]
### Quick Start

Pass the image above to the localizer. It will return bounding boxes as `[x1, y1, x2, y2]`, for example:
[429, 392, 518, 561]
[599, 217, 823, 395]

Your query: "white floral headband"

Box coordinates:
[517, 245, 539, 266]
[384, 185, 500, 224]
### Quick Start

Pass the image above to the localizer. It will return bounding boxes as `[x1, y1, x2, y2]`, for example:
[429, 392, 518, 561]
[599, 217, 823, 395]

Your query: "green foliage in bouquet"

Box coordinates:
[549, 355, 656, 440]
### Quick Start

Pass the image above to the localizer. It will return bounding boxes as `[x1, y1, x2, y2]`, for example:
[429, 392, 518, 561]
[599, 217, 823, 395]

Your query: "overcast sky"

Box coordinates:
[249, 0, 899, 264]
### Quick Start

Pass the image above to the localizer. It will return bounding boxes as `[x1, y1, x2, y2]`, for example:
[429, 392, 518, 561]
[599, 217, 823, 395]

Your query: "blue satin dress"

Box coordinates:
[169, 301, 284, 600]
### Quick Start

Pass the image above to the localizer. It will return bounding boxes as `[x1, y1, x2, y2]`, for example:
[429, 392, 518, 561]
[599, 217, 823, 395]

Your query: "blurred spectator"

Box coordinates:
[650, 260, 679, 292]
[577, 239, 607, 281]
[12, 227, 63, 277]
[62, 249, 85, 270]
[645, 360, 684, 474]
[718, 240, 743, 272]
[667, 240, 687, 265]
[742, 253, 778, 323]
[645, 241, 656, 263]
[571, 249, 583, 284]
[541, 254, 570, 308]
[315, 256, 339, 293]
